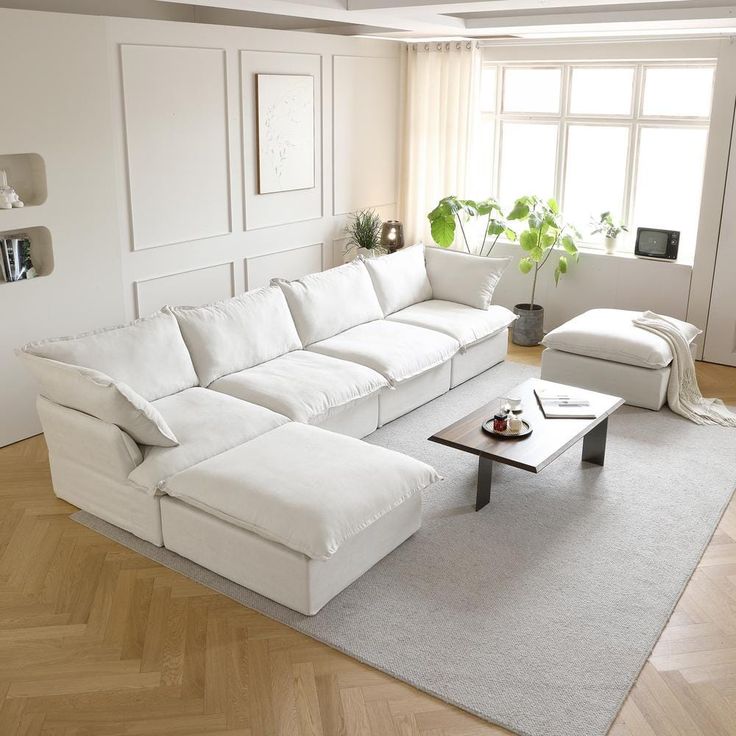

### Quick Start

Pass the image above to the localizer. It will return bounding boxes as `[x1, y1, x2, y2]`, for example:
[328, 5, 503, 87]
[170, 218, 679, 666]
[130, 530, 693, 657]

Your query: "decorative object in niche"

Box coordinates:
[256, 74, 315, 194]
[345, 209, 384, 258]
[380, 220, 404, 253]
[0, 170, 24, 209]
[1, 233, 34, 282]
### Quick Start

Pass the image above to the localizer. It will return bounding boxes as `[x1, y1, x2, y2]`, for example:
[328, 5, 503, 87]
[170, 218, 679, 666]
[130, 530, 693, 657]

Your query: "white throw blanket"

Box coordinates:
[633, 311, 736, 426]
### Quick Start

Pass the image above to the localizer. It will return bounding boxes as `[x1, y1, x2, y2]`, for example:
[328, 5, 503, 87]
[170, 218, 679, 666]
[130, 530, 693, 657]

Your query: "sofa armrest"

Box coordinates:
[425, 246, 510, 310]
[37, 396, 142, 479]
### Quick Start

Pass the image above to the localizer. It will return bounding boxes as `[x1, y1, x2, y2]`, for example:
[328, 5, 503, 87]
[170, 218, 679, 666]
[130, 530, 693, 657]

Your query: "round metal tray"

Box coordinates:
[481, 418, 533, 439]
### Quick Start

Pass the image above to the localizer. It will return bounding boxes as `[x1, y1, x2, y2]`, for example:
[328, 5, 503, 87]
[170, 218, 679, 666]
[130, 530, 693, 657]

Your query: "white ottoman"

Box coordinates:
[159, 422, 439, 615]
[540, 309, 700, 411]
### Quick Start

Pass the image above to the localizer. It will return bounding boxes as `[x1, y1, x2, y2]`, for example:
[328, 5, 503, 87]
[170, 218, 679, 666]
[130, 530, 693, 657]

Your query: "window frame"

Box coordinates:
[480, 59, 716, 256]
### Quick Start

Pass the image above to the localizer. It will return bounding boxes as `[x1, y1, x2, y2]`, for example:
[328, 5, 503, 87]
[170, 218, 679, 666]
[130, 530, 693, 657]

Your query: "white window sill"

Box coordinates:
[575, 244, 694, 268]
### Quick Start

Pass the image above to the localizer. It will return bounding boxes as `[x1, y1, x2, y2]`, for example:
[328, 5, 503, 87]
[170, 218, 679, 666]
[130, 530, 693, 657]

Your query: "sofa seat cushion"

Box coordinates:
[364, 244, 432, 315]
[387, 300, 517, 349]
[22, 310, 198, 401]
[308, 320, 459, 386]
[542, 308, 701, 369]
[168, 286, 302, 387]
[161, 422, 440, 560]
[209, 350, 388, 424]
[274, 259, 383, 346]
[128, 388, 288, 494]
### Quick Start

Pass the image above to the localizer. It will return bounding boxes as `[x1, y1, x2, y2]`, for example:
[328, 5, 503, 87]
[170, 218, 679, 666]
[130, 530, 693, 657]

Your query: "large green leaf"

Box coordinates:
[487, 219, 505, 236]
[561, 234, 578, 254]
[430, 215, 456, 247]
[475, 198, 500, 216]
[504, 227, 517, 242]
[519, 230, 538, 251]
[542, 232, 557, 248]
[519, 257, 534, 274]
[508, 201, 530, 220]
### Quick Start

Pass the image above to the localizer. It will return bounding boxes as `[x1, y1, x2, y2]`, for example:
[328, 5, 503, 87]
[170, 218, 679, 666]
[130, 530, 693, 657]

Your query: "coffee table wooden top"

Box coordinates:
[429, 378, 624, 473]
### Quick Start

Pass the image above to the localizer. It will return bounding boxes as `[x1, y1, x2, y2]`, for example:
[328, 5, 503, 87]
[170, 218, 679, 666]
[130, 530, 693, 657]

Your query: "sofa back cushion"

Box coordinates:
[425, 247, 509, 310]
[274, 259, 383, 345]
[364, 244, 433, 316]
[18, 352, 178, 447]
[22, 310, 198, 401]
[169, 286, 302, 386]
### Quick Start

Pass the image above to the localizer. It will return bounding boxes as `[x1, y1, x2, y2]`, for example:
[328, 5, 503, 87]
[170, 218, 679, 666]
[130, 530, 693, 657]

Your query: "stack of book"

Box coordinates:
[534, 386, 597, 419]
[0, 235, 32, 283]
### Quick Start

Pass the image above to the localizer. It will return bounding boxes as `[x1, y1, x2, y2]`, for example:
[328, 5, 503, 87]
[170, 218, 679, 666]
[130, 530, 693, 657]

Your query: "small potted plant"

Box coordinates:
[591, 211, 627, 254]
[344, 209, 385, 259]
[507, 195, 580, 346]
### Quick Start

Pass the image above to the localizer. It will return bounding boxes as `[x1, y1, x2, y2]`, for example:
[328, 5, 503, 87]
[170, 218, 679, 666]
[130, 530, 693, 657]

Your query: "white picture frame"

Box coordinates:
[256, 74, 315, 195]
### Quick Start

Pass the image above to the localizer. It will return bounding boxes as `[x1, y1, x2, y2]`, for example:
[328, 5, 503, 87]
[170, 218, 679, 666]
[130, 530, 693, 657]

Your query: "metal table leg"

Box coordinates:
[582, 417, 608, 466]
[476, 456, 493, 511]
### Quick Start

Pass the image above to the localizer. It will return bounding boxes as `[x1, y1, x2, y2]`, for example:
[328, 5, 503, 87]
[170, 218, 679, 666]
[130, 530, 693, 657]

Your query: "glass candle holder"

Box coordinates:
[380, 221, 404, 253]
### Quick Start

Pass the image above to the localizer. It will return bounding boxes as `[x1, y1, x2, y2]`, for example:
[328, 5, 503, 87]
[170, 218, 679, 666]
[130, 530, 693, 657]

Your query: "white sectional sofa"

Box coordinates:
[19, 245, 515, 614]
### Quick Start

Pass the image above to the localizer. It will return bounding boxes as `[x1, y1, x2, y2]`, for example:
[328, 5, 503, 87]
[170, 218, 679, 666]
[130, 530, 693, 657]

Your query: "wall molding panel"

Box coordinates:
[240, 50, 323, 231]
[245, 242, 324, 289]
[134, 261, 236, 317]
[121, 43, 232, 251]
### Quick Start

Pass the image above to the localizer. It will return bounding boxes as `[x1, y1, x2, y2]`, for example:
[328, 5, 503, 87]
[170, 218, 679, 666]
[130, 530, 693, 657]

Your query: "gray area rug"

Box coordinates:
[73, 361, 736, 736]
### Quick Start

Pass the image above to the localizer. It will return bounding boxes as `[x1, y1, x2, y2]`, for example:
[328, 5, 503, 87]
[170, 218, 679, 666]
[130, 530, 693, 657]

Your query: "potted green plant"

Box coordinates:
[591, 211, 628, 254]
[507, 195, 580, 346]
[344, 209, 385, 259]
[427, 195, 516, 255]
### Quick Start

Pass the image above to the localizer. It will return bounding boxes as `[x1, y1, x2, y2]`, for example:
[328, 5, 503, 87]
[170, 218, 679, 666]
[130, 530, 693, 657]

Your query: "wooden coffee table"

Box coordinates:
[429, 378, 624, 511]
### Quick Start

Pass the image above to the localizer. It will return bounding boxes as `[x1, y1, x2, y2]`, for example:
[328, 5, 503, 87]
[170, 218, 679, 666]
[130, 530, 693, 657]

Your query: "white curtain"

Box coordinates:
[399, 41, 481, 247]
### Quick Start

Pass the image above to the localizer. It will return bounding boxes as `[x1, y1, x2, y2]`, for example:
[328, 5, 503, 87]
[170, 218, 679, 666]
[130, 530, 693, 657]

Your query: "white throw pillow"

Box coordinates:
[22, 310, 198, 401]
[274, 259, 383, 346]
[168, 287, 302, 386]
[425, 247, 509, 310]
[18, 352, 178, 447]
[363, 244, 433, 316]
[542, 308, 701, 369]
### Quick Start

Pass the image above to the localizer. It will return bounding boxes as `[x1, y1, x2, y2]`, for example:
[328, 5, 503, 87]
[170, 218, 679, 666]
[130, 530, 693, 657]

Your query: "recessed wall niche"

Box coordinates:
[0, 153, 48, 207]
[0, 226, 54, 282]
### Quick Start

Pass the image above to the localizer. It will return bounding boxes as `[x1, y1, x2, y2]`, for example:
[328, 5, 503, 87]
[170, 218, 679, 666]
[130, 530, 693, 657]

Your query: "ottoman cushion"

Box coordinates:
[542, 308, 700, 369]
[161, 422, 439, 560]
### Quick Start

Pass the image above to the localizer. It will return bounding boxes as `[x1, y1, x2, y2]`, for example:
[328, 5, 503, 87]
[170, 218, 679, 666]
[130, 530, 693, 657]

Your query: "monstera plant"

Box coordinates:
[507, 195, 580, 346]
[427, 196, 516, 256]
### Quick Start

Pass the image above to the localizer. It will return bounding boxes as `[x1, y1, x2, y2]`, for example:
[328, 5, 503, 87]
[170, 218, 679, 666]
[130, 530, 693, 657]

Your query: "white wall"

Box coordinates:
[0, 8, 401, 446]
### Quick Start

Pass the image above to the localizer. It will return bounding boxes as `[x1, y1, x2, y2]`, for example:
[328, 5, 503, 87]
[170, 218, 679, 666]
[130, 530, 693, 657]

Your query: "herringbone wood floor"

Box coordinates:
[1, 346, 735, 736]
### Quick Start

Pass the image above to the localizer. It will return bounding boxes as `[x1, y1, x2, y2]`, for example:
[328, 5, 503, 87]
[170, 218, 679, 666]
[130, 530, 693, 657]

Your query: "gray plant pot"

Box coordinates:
[512, 304, 544, 346]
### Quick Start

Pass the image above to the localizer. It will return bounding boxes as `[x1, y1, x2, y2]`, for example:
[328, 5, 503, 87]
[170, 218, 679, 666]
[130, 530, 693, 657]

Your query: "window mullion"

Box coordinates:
[555, 64, 571, 209]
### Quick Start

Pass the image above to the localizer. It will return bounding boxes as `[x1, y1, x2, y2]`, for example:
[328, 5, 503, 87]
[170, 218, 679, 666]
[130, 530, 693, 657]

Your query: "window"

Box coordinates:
[476, 62, 715, 262]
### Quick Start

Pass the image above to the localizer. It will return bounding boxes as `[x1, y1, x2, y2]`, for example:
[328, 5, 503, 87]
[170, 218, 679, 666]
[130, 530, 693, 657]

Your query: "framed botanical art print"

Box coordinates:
[256, 73, 315, 194]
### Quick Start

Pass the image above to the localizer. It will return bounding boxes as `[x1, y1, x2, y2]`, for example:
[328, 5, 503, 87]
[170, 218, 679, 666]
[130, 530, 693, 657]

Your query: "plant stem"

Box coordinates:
[530, 265, 539, 310]
[456, 214, 471, 253]
[480, 212, 491, 254]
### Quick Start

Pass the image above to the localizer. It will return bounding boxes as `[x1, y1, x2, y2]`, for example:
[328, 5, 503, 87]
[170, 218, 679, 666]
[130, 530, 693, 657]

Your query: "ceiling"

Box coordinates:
[3, 0, 735, 38]
[177, 0, 736, 39]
